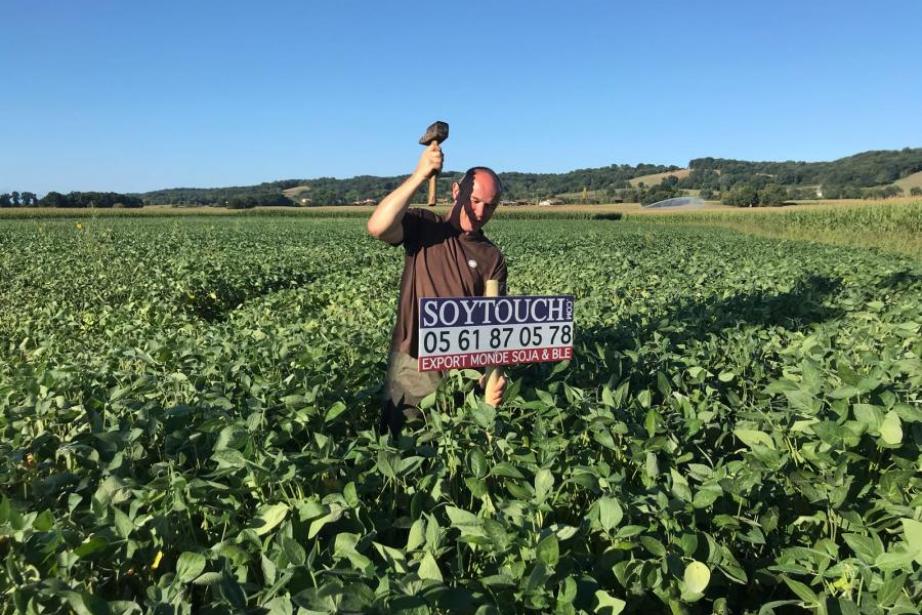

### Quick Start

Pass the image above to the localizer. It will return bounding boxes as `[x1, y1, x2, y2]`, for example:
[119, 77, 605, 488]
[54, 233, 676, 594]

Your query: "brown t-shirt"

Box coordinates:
[390, 208, 507, 357]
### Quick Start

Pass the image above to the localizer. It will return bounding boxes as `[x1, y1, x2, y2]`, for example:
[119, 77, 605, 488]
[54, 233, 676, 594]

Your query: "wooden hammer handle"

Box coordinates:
[484, 279, 504, 405]
[428, 173, 438, 206]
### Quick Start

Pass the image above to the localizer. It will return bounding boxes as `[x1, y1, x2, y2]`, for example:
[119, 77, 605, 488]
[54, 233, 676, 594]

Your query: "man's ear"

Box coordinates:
[451, 181, 460, 200]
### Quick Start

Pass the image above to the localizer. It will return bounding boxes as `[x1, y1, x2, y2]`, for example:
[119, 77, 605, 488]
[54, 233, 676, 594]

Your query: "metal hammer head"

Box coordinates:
[419, 121, 449, 145]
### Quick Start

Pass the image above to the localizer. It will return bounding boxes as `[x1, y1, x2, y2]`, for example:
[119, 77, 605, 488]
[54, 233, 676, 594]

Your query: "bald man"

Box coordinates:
[367, 142, 508, 434]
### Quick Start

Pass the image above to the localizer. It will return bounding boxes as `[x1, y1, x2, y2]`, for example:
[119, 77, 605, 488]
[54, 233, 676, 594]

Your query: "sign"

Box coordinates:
[417, 295, 574, 371]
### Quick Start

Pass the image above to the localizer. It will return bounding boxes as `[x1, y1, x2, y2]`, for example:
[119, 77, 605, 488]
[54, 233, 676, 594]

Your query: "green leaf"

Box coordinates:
[260, 554, 276, 585]
[733, 428, 775, 450]
[66, 592, 112, 615]
[418, 552, 443, 582]
[828, 386, 862, 399]
[640, 536, 666, 557]
[601, 386, 615, 407]
[901, 518, 922, 564]
[535, 468, 554, 503]
[307, 506, 342, 539]
[683, 561, 710, 594]
[597, 497, 623, 531]
[644, 408, 658, 436]
[843, 533, 883, 564]
[670, 468, 692, 502]
[193, 572, 223, 586]
[593, 589, 626, 614]
[445, 506, 486, 538]
[376, 451, 399, 480]
[253, 502, 288, 536]
[176, 551, 207, 583]
[324, 401, 347, 423]
[343, 482, 358, 508]
[334, 532, 360, 558]
[879, 411, 903, 445]
[469, 448, 488, 478]
[558, 576, 577, 604]
[782, 576, 817, 605]
[492, 462, 525, 479]
[32, 509, 54, 532]
[536, 535, 559, 566]
[373, 542, 407, 573]
[112, 508, 133, 538]
[852, 403, 883, 433]
[615, 525, 646, 538]
[264, 596, 294, 615]
[282, 537, 306, 566]
[692, 485, 722, 509]
[74, 535, 108, 558]
[212, 448, 247, 469]
[875, 547, 917, 571]
[219, 570, 246, 609]
[334, 532, 372, 570]
[471, 402, 496, 429]
[406, 518, 426, 551]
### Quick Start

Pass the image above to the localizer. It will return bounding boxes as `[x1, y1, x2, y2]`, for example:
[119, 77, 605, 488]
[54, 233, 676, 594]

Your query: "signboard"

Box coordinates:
[417, 295, 574, 371]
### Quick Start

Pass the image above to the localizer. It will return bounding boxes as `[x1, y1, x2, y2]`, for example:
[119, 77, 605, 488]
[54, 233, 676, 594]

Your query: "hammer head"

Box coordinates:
[419, 120, 449, 145]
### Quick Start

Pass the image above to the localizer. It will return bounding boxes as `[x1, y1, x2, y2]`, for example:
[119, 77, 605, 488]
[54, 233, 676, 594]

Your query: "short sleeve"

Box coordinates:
[492, 254, 508, 296]
[396, 208, 425, 252]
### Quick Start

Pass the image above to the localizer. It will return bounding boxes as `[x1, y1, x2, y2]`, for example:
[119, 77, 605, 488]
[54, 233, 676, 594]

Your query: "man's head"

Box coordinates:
[449, 167, 503, 234]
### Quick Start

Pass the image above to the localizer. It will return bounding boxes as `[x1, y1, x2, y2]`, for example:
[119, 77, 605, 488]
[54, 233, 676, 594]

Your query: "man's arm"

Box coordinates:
[367, 142, 443, 244]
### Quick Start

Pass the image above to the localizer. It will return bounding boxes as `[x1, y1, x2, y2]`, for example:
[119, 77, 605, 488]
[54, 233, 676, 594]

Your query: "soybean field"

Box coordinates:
[1, 216, 921, 614]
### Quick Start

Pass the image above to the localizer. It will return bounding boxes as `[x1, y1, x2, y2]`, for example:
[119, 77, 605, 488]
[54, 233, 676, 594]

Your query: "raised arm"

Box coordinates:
[366, 142, 443, 244]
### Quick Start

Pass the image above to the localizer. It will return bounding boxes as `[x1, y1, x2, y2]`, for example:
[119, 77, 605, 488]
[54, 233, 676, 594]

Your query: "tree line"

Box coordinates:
[14, 147, 922, 208]
[0, 191, 40, 207]
[1, 191, 143, 208]
[138, 164, 684, 206]
[683, 147, 922, 206]
[138, 147, 920, 208]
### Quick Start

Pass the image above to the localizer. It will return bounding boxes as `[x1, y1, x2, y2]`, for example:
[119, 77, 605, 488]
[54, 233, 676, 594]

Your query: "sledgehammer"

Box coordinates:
[419, 121, 449, 206]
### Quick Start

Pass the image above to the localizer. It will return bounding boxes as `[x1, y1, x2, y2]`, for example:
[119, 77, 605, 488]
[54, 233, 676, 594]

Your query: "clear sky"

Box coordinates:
[2, 0, 920, 194]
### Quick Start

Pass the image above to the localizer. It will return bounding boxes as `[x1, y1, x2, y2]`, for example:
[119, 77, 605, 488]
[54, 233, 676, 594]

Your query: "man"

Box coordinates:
[367, 141, 508, 434]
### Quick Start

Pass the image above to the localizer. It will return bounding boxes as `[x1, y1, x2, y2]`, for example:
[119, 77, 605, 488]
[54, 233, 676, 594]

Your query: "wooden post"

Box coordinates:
[484, 279, 504, 406]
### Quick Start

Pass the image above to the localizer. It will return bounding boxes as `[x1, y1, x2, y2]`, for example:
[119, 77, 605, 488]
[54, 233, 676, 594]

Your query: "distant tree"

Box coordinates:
[722, 184, 760, 207]
[10, 191, 20, 206]
[699, 188, 715, 201]
[865, 185, 902, 199]
[19, 191, 37, 206]
[40, 192, 69, 207]
[826, 184, 864, 199]
[910, 187, 922, 196]
[641, 184, 682, 205]
[0, 193, 11, 207]
[760, 184, 788, 206]
[309, 188, 340, 205]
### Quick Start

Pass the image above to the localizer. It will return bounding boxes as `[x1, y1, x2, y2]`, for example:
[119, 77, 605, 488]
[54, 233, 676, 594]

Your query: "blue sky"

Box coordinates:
[2, 0, 920, 194]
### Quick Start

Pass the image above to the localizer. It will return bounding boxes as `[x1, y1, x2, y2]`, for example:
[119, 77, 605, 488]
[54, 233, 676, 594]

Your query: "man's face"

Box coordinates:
[452, 171, 500, 233]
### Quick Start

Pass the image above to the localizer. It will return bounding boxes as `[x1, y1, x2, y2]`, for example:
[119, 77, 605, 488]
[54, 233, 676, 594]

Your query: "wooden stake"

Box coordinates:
[484, 279, 504, 406]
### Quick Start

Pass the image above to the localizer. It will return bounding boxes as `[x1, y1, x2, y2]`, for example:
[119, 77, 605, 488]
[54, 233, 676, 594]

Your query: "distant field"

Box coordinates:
[895, 170, 922, 192]
[638, 198, 922, 258]
[629, 168, 690, 187]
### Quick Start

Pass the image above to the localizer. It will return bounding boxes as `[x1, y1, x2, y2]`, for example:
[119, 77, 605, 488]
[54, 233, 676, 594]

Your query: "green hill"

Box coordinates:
[133, 147, 922, 206]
